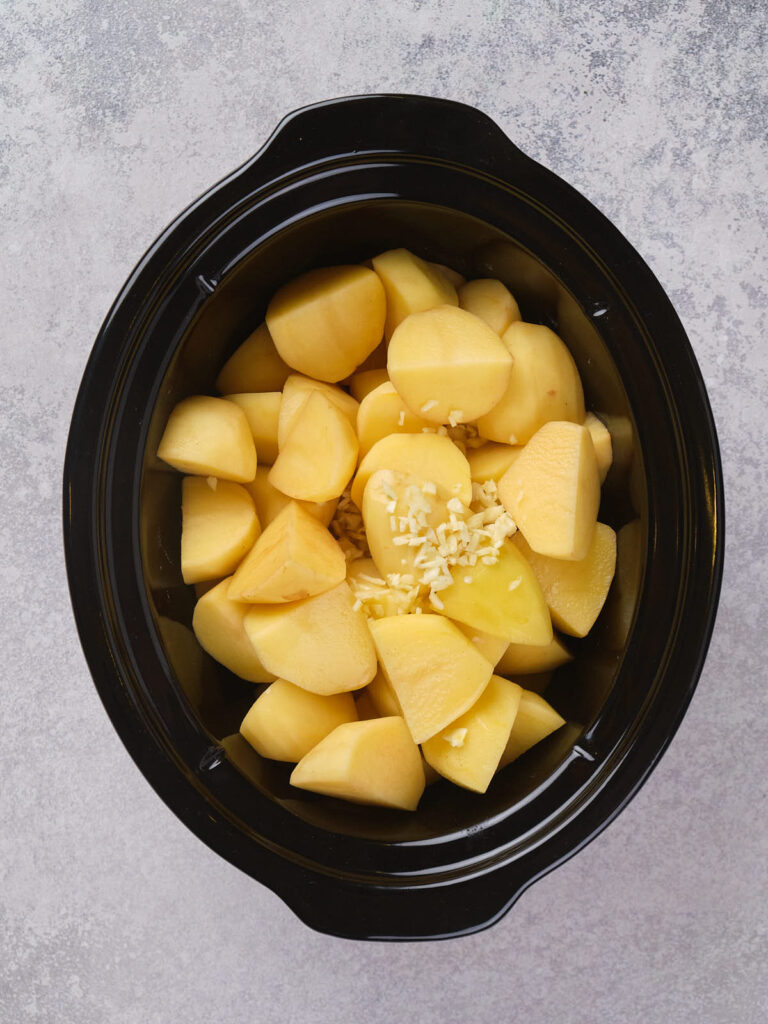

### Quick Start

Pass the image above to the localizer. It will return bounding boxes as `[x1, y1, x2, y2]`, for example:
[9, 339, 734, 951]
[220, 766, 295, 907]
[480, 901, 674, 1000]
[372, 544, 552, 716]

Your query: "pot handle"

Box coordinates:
[238, 93, 531, 184]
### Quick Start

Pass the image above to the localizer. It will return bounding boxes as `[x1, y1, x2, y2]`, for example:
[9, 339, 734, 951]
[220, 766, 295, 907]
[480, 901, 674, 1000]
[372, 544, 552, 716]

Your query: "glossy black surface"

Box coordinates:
[63, 95, 723, 940]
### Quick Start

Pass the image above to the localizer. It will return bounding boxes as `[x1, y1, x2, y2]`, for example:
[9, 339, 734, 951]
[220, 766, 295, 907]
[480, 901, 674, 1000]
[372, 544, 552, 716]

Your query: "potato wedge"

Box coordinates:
[277, 374, 359, 449]
[181, 477, 260, 583]
[266, 265, 386, 382]
[349, 368, 389, 402]
[244, 466, 336, 529]
[215, 323, 291, 394]
[467, 442, 522, 484]
[584, 411, 613, 483]
[496, 634, 573, 676]
[192, 578, 275, 682]
[351, 432, 472, 509]
[458, 278, 521, 336]
[224, 392, 281, 465]
[499, 690, 565, 767]
[157, 396, 257, 482]
[372, 248, 458, 340]
[356, 382, 431, 455]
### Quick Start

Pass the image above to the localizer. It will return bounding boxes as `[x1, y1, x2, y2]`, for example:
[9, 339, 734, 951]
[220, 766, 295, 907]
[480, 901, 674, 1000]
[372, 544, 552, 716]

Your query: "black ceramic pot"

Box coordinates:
[63, 95, 723, 940]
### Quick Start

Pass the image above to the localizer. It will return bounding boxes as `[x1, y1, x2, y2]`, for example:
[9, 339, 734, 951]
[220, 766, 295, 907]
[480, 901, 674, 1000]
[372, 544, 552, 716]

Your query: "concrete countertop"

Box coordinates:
[2, 2, 765, 1021]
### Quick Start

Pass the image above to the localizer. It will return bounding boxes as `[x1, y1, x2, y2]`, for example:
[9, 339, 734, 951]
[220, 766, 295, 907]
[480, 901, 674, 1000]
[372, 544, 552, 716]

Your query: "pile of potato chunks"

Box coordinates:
[157, 249, 617, 811]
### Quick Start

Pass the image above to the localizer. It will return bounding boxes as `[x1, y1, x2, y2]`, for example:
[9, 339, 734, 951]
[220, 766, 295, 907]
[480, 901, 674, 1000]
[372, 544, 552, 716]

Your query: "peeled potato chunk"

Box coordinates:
[244, 466, 336, 529]
[290, 717, 425, 811]
[514, 524, 616, 637]
[366, 667, 403, 717]
[439, 542, 553, 646]
[369, 615, 493, 743]
[269, 391, 359, 502]
[157, 396, 257, 482]
[372, 248, 458, 340]
[476, 322, 585, 445]
[467, 443, 522, 484]
[277, 374, 359, 449]
[349, 368, 389, 402]
[584, 412, 613, 483]
[244, 581, 377, 695]
[224, 392, 281, 465]
[423, 675, 523, 793]
[499, 690, 566, 768]
[266, 265, 386, 383]
[356, 382, 431, 455]
[215, 323, 291, 395]
[192, 578, 275, 682]
[228, 500, 346, 603]
[387, 305, 513, 424]
[499, 421, 600, 560]
[351, 432, 472, 509]
[240, 679, 357, 762]
[455, 624, 509, 667]
[496, 634, 573, 676]
[181, 477, 260, 584]
[458, 279, 521, 336]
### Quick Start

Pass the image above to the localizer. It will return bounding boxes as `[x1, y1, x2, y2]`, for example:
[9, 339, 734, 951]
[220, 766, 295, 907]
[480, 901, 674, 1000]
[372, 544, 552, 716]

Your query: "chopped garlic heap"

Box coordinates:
[330, 489, 370, 562]
[370, 474, 517, 610]
[347, 568, 422, 619]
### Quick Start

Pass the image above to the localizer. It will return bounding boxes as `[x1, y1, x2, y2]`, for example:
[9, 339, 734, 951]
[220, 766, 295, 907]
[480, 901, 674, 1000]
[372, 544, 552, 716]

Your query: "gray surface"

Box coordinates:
[1, 1, 766, 1021]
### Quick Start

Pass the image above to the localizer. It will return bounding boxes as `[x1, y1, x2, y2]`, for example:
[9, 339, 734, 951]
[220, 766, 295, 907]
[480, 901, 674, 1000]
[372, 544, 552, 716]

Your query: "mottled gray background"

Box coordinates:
[2, 1, 766, 1021]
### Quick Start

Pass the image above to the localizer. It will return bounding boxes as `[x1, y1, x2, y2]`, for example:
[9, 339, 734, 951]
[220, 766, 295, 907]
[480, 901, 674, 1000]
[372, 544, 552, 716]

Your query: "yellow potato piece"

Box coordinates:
[439, 542, 553, 645]
[192, 578, 275, 683]
[584, 412, 613, 483]
[458, 279, 521, 336]
[277, 374, 359, 449]
[266, 265, 386, 383]
[240, 679, 357, 762]
[476, 322, 585, 445]
[349, 368, 389, 402]
[362, 468, 449, 580]
[356, 382, 431, 455]
[600, 413, 634, 478]
[224, 392, 281, 465]
[351, 432, 472, 509]
[157, 396, 257, 482]
[181, 477, 260, 584]
[244, 581, 377, 695]
[423, 675, 523, 793]
[496, 634, 573, 676]
[369, 614, 493, 743]
[228, 500, 346, 603]
[269, 391, 359, 502]
[455, 624, 509, 667]
[427, 260, 466, 290]
[215, 323, 291, 394]
[290, 717, 425, 811]
[372, 248, 458, 340]
[499, 421, 600, 560]
[353, 339, 388, 373]
[387, 305, 513, 424]
[499, 690, 565, 768]
[244, 466, 336, 529]
[467, 443, 523, 484]
[514, 524, 616, 637]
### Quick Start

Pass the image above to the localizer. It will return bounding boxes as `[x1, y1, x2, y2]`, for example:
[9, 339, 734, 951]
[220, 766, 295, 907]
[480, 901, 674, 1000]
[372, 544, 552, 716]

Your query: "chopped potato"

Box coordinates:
[277, 374, 359, 449]
[215, 323, 291, 394]
[423, 675, 523, 792]
[269, 390, 359, 502]
[514, 524, 617, 637]
[496, 634, 573, 676]
[356, 382, 431, 455]
[476, 321, 585, 445]
[158, 396, 257, 482]
[228, 500, 346, 603]
[351, 432, 472, 509]
[369, 615, 493, 743]
[455, 624, 509, 667]
[224, 392, 281, 465]
[499, 690, 566, 767]
[458, 278, 521, 336]
[372, 248, 458, 340]
[266, 265, 386, 382]
[240, 679, 357, 762]
[427, 260, 466, 289]
[192, 578, 275, 682]
[244, 466, 336, 529]
[290, 717, 425, 810]
[244, 581, 377, 695]
[467, 442, 522, 484]
[181, 477, 260, 583]
[584, 412, 613, 483]
[499, 421, 600, 561]
[387, 305, 513, 424]
[366, 668, 403, 717]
